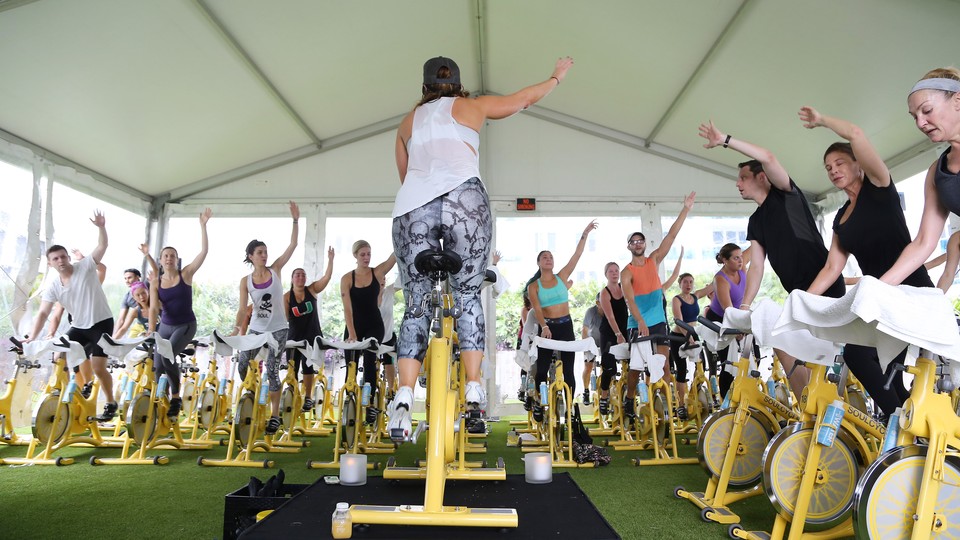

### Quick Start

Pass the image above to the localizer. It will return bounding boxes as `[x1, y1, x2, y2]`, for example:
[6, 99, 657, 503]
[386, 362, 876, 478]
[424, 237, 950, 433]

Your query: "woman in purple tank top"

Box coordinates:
[147, 208, 211, 420]
[706, 243, 745, 398]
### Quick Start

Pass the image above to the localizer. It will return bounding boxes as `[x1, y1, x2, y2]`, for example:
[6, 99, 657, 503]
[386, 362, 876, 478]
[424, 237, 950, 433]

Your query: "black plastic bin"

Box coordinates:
[223, 483, 308, 540]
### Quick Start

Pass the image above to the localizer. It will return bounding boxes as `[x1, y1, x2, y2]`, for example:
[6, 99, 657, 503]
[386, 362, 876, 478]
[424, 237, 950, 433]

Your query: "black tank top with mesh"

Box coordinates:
[347, 270, 384, 340]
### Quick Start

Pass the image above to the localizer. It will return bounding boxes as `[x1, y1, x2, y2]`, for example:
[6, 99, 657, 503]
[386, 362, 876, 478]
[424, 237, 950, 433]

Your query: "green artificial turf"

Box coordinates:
[0, 418, 784, 539]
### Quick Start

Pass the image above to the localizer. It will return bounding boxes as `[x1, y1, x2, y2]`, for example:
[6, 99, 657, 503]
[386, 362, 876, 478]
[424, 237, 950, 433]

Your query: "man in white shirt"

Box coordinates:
[25, 211, 119, 421]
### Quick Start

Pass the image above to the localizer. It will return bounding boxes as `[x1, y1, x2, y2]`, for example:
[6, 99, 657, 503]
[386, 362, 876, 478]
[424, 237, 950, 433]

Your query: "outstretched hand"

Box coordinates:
[90, 210, 105, 228]
[71, 249, 85, 261]
[683, 191, 697, 210]
[289, 201, 300, 221]
[492, 250, 502, 265]
[139, 243, 150, 256]
[327, 246, 335, 260]
[697, 121, 726, 149]
[582, 220, 599, 237]
[200, 208, 212, 225]
[551, 56, 574, 83]
[798, 106, 823, 129]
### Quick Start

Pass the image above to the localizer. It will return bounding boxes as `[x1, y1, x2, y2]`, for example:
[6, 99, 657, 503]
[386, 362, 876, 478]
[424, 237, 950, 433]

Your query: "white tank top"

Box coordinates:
[247, 269, 287, 333]
[392, 97, 482, 218]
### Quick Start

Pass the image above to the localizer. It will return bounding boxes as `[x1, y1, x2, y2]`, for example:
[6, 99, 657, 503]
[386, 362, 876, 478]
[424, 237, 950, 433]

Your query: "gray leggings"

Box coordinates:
[392, 178, 492, 360]
[237, 328, 288, 392]
[156, 320, 197, 396]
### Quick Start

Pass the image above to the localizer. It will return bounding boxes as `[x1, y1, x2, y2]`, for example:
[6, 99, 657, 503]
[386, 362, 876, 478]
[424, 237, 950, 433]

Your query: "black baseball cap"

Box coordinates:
[423, 56, 460, 85]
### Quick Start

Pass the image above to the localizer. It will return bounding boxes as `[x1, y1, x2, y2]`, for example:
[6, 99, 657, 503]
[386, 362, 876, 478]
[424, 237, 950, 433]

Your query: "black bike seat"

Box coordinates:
[414, 249, 463, 275]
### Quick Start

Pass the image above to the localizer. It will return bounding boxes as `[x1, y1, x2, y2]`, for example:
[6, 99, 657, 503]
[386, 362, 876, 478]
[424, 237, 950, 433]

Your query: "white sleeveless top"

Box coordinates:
[247, 269, 287, 333]
[392, 97, 481, 218]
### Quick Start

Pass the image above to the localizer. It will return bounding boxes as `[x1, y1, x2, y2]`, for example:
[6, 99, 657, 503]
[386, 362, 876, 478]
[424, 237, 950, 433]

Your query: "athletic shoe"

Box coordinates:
[622, 398, 636, 420]
[523, 395, 532, 412]
[582, 390, 591, 406]
[598, 397, 610, 416]
[465, 381, 486, 409]
[167, 397, 182, 419]
[466, 417, 486, 434]
[676, 405, 688, 421]
[96, 402, 119, 422]
[387, 386, 413, 442]
[265, 416, 281, 435]
[532, 403, 544, 423]
[80, 382, 93, 399]
[365, 406, 380, 426]
[301, 397, 315, 412]
[517, 387, 526, 401]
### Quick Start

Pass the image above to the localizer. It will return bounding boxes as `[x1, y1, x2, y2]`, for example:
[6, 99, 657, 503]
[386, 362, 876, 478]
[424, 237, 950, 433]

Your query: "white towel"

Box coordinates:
[482, 266, 510, 297]
[530, 337, 600, 362]
[514, 311, 540, 371]
[775, 276, 960, 371]
[97, 335, 150, 360]
[609, 341, 668, 382]
[317, 336, 392, 357]
[210, 330, 279, 359]
[743, 299, 840, 366]
[22, 338, 87, 369]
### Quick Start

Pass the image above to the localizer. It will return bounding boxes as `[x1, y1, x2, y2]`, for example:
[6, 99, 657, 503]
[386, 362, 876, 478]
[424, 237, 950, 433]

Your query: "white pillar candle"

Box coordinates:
[340, 453, 368, 486]
[525, 452, 552, 484]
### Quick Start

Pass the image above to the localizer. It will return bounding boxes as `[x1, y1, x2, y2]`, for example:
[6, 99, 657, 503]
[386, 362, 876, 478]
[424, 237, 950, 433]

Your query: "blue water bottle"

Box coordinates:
[721, 392, 731, 410]
[361, 383, 372, 406]
[539, 382, 548, 406]
[63, 373, 77, 403]
[258, 373, 270, 405]
[766, 379, 777, 397]
[157, 374, 170, 397]
[218, 377, 228, 396]
[123, 377, 136, 402]
[817, 399, 846, 447]
[590, 372, 597, 392]
[710, 375, 720, 396]
[637, 382, 649, 405]
[520, 373, 527, 394]
[880, 407, 901, 454]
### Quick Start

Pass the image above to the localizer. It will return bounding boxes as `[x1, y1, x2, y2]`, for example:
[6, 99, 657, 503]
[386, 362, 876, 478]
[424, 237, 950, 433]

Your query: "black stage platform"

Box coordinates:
[239, 472, 620, 539]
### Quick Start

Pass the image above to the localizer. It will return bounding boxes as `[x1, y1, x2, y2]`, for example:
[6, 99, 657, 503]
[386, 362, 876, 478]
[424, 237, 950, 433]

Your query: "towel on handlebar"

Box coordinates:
[210, 330, 279, 359]
[22, 338, 87, 369]
[317, 336, 392, 356]
[481, 266, 510, 297]
[530, 337, 600, 362]
[97, 335, 150, 360]
[514, 311, 540, 371]
[736, 300, 840, 366]
[775, 276, 960, 371]
[608, 341, 669, 382]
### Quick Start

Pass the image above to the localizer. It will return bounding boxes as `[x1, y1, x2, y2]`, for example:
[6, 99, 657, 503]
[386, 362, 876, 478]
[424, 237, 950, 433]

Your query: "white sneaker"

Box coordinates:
[387, 386, 413, 442]
[465, 381, 486, 409]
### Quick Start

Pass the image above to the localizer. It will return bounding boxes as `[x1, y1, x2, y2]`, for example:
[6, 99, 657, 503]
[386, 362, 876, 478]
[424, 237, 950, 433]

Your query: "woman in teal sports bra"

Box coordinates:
[526, 220, 597, 422]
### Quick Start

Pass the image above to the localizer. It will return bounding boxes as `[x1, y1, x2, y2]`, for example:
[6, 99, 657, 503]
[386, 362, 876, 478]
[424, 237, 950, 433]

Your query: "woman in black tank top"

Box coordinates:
[285, 247, 335, 411]
[801, 107, 933, 416]
[596, 262, 628, 414]
[340, 240, 396, 423]
[883, 69, 960, 287]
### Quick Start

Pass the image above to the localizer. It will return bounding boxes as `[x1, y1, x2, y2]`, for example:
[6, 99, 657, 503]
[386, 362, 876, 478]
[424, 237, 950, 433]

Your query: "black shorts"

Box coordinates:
[629, 322, 670, 346]
[66, 317, 114, 358]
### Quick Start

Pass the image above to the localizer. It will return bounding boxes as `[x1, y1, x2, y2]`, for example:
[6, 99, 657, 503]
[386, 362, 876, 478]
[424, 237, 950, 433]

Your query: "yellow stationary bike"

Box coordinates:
[676, 317, 799, 525]
[348, 248, 516, 534]
[1, 338, 41, 446]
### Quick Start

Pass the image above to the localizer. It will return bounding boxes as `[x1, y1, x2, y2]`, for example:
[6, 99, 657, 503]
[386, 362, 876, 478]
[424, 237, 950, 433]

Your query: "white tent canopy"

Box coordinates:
[2, 0, 958, 222]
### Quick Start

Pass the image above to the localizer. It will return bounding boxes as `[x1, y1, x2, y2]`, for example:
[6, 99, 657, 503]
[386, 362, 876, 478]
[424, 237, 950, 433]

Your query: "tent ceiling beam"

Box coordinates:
[644, 0, 753, 146]
[0, 0, 40, 14]
[192, 0, 322, 146]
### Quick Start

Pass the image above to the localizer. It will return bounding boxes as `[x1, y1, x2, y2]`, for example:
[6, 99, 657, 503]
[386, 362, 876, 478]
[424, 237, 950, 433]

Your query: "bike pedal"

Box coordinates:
[389, 428, 410, 443]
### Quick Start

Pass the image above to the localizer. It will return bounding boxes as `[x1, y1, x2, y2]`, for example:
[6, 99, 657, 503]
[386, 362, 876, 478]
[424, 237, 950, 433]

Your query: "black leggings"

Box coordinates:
[843, 344, 908, 416]
[668, 331, 689, 383]
[598, 334, 618, 392]
[535, 316, 577, 394]
[706, 309, 735, 399]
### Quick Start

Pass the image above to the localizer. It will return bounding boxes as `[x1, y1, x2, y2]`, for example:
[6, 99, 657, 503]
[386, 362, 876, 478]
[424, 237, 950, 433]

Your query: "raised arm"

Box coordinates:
[557, 220, 597, 282]
[88, 211, 108, 263]
[699, 121, 791, 191]
[308, 247, 336, 294]
[270, 201, 300, 272]
[662, 246, 684, 290]
[652, 193, 695, 264]
[374, 252, 397, 281]
[799, 106, 889, 187]
[881, 164, 950, 285]
[739, 241, 766, 308]
[806, 234, 850, 295]
[182, 208, 211, 283]
[467, 57, 574, 123]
